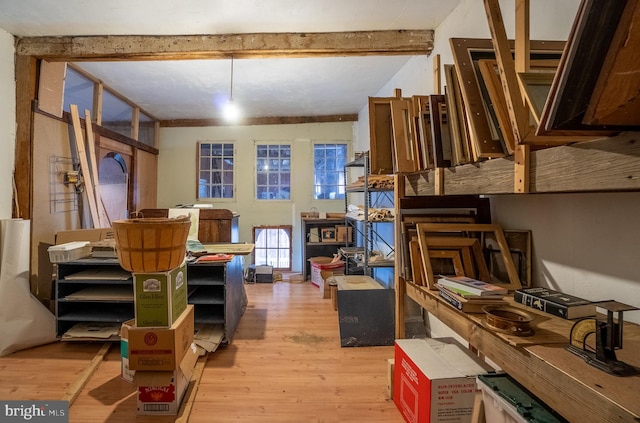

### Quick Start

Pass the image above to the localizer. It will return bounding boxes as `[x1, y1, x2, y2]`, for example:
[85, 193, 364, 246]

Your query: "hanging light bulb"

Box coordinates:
[223, 56, 241, 123]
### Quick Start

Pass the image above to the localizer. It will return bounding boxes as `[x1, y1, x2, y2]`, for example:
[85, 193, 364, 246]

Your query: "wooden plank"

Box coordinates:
[584, 0, 640, 126]
[404, 132, 640, 196]
[84, 109, 110, 227]
[175, 354, 208, 423]
[483, 0, 530, 144]
[161, 113, 358, 128]
[530, 132, 640, 192]
[16, 31, 434, 60]
[62, 342, 111, 405]
[70, 104, 100, 227]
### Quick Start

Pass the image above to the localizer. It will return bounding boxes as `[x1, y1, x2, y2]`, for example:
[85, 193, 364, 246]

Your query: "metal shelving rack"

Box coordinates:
[343, 153, 394, 277]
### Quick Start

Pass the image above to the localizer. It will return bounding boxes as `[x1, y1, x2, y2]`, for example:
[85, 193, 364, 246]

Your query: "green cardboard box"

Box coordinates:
[133, 261, 187, 327]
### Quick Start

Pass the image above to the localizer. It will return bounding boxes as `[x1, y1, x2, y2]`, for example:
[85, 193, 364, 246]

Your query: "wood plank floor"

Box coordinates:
[0, 281, 403, 422]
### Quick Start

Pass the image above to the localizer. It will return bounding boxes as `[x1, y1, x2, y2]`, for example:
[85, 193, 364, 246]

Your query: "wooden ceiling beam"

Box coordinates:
[160, 114, 358, 127]
[16, 30, 433, 61]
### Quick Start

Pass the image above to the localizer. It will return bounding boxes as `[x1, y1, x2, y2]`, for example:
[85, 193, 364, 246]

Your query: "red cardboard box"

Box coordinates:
[308, 257, 344, 287]
[394, 338, 493, 423]
[134, 342, 198, 415]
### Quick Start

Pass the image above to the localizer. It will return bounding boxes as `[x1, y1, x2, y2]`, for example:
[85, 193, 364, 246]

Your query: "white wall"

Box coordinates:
[0, 28, 15, 219]
[158, 122, 353, 272]
[355, 0, 640, 325]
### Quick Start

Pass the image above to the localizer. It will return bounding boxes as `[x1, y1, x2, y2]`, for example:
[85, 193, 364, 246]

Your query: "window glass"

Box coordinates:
[102, 89, 133, 138]
[256, 144, 291, 200]
[198, 142, 235, 199]
[313, 143, 347, 200]
[138, 111, 156, 147]
[63, 67, 94, 116]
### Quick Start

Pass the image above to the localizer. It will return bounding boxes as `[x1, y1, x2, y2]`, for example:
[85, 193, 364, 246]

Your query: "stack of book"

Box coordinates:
[436, 275, 507, 313]
[514, 287, 596, 319]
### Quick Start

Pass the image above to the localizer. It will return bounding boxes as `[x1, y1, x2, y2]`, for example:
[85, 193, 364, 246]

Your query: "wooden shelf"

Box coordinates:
[403, 281, 640, 423]
[403, 133, 640, 196]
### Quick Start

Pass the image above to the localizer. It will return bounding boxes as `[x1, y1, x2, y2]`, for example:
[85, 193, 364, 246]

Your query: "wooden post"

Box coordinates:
[394, 173, 406, 339]
[514, 0, 531, 193]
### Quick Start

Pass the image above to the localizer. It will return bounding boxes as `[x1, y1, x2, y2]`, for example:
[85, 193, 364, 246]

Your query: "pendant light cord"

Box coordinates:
[229, 56, 234, 101]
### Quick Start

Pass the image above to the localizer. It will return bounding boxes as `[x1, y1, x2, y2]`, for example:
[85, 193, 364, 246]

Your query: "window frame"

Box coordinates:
[312, 141, 349, 201]
[252, 225, 293, 270]
[196, 141, 236, 201]
[254, 141, 292, 201]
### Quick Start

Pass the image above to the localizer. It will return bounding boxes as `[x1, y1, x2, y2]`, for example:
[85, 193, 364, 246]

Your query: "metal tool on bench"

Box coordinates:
[567, 300, 639, 376]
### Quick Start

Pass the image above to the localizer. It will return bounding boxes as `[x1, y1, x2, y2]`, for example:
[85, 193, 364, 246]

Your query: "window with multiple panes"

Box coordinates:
[197, 142, 235, 199]
[256, 144, 291, 200]
[313, 143, 347, 200]
[253, 226, 292, 270]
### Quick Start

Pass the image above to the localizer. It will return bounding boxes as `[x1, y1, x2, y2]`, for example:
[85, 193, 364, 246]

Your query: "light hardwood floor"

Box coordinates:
[0, 281, 403, 422]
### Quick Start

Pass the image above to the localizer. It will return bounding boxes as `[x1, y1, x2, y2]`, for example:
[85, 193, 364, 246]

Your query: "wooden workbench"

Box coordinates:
[404, 281, 640, 423]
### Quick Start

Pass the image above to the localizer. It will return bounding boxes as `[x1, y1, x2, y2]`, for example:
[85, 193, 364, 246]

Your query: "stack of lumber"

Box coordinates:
[346, 175, 394, 190]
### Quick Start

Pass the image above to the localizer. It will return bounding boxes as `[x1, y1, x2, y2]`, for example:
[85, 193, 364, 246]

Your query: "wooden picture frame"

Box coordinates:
[450, 38, 565, 156]
[390, 98, 418, 173]
[444, 64, 472, 165]
[428, 95, 452, 168]
[399, 215, 477, 281]
[583, 0, 640, 127]
[411, 95, 430, 171]
[321, 227, 336, 242]
[483, 229, 531, 288]
[537, 0, 627, 135]
[415, 223, 522, 292]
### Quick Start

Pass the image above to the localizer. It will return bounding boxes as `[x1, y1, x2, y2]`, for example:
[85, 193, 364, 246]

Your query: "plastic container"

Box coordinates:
[48, 241, 91, 263]
[477, 374, 568, 423]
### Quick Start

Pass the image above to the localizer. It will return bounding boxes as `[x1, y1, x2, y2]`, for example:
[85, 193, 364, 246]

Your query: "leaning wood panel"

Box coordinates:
[369, 97, 395, 175]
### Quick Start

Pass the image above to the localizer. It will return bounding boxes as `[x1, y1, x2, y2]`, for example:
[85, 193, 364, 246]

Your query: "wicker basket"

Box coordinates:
[112, 216, 191, 273]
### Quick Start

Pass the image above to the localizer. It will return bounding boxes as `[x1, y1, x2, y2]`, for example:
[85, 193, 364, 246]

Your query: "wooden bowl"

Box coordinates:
[482, 305, 534, 336]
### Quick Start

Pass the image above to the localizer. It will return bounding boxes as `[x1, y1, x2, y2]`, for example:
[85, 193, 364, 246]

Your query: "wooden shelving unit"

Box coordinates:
[402, 132, 640, 197]
[402, 282, 640, 423]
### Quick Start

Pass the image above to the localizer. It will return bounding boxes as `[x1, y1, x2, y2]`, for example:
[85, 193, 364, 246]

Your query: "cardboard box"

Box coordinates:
[120, 323, 135, 383]
[135, 342, 198, 415]
[335, 225, 353, 243]
[320, 270, 342, 299]
[55, 228, 114, 245]
[394, 338, 493, 423]
[125, 305, 194, 371]
[133, 261, 187, 327]
[308, 257, 344, 287]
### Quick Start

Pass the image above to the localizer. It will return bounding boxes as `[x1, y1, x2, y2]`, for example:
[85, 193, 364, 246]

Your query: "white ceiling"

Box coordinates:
[0, 0, 461, 122]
